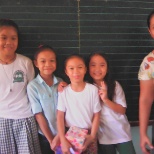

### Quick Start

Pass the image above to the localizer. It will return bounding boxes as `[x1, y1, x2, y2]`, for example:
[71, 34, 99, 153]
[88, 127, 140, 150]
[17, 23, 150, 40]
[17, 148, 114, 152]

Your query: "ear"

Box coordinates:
[148, 28, 154, 39]
[34, 60, 38, 68]
[65, 69, 68, 76]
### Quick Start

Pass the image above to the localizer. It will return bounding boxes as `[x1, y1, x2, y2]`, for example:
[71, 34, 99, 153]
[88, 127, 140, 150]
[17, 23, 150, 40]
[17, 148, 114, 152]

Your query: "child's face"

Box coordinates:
[34, 50, 56, 77]
[0, 26, 18, 56]
[65, 57, 87, 84]
[89, 55, 108, 83]
[149, 15, 154, 39]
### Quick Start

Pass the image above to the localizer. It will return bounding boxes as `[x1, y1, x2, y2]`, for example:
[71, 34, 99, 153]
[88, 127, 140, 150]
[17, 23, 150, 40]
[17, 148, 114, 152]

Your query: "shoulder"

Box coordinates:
[141, 51, 154, 63]
[27, 77, 39, 89]
[54, 76, 63, 82]
[86, 83, 98, 91]
[114, 81, 123, 91]
[16, 54, 32, 62]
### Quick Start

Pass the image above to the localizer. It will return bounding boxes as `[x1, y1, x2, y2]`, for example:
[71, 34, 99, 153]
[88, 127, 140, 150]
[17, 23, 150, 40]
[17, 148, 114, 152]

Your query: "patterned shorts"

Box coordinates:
[0, 116, 42, 154]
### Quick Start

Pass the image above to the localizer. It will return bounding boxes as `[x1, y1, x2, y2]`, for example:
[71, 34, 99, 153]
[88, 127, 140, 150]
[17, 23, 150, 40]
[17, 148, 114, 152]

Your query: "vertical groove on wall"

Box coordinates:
[77, 0, 81, 54]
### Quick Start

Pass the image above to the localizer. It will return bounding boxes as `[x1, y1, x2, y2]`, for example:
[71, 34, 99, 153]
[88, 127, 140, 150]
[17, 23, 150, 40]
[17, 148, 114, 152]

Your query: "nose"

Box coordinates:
[6, 38, 12, 45]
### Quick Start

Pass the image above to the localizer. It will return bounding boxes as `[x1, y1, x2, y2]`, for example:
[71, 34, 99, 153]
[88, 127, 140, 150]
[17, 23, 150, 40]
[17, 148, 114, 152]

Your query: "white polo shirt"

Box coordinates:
[0, 54, 34, 119]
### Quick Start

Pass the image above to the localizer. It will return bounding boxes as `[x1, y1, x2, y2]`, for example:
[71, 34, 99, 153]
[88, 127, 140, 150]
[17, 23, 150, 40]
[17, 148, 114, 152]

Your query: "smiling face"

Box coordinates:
[89, 54, 108, 84]
[65, 56, 87, 84]
[149, 15, 154, 39]
[0, 26, 18, 56]
[34, 50, 56, 77]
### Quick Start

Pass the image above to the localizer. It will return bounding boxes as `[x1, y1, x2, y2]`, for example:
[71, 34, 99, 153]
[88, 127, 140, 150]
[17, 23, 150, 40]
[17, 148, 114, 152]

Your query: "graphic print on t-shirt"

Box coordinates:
[13, 70, 24, 82]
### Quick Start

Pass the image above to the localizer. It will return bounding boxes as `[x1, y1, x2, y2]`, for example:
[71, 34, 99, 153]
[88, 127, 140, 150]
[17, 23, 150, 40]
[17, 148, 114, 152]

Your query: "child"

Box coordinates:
[27, 45, 65, 154]
[88, 53, 136, 154]
[0, 19, 41, 154]
[57, 54, 101, 154]
[139, 10, 154, 154]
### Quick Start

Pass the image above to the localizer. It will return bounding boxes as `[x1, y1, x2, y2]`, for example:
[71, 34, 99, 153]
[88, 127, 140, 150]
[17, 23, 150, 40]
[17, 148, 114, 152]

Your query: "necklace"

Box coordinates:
[0, 55, 16, 64]
[1, 61, 15, 92]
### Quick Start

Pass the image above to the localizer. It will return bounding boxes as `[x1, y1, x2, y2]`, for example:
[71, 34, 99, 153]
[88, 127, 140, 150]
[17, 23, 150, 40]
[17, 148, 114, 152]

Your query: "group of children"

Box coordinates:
[1, 9, 154, 154]
[0, 18, 136, 154]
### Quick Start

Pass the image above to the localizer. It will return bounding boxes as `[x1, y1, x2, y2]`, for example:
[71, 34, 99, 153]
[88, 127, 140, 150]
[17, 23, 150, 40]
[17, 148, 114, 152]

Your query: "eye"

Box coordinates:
[0, 36, 7, 40]
[50, 59, 56, 62]
[12, 37, 17, 40]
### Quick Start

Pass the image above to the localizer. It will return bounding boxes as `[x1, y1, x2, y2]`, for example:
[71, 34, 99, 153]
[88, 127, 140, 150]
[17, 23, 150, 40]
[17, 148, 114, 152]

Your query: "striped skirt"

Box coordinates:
[0, 116, 42, 154]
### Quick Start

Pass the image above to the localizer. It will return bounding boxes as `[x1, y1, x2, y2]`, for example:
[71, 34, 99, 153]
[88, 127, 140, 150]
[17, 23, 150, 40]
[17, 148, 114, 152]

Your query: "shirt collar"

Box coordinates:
[36, 74, 59, 85]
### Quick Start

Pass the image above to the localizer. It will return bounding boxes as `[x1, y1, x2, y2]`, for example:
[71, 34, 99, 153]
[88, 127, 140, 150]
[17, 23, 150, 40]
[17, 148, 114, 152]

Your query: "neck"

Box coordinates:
[0, 54, 16, 64]
[70, 81, 86, 92]
[40, 74, 53, 86]
[94, 79, 103, 87]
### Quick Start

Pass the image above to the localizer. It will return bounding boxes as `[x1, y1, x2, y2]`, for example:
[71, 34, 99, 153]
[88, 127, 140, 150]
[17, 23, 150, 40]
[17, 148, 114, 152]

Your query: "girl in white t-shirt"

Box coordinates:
[57, 54, 101, 154]
[88, 53, 136, 154]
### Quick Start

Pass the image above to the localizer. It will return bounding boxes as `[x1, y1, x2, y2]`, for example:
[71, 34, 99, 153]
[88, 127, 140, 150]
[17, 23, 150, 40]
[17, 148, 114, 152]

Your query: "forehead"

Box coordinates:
[90, 55, 106, 62]
[0, 26, 18, 35]
[37, 50, 56, 59]
[66, 57, 85, 66]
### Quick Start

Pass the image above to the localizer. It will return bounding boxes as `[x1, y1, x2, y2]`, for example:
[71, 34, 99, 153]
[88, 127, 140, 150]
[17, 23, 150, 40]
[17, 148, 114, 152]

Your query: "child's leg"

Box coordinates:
[116, 141, 136, 154]
[38, 133, 54, 154]
[98, 144, 117, 154]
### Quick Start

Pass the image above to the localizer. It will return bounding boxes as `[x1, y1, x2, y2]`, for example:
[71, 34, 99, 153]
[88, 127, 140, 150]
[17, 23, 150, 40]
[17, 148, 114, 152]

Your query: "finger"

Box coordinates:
[100, 81, 106, 90]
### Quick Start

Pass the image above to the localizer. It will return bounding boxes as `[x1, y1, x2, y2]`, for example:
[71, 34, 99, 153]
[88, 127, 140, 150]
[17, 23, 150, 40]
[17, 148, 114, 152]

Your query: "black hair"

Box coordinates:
[64, 54, 86, 69]
[88, 52, 116, 101]
[147, 10, 154, 29]
[0, 19, 19, 37]
[34, 44, 56, 60]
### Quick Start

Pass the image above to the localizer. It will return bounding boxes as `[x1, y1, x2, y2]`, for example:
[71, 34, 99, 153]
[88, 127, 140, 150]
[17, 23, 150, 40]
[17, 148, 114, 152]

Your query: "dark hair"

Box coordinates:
[88, 52, 115, 100]
[0, 19, 19, 37]
[64, 54, 86, 69]
[34, 44, 56, 60]
[147, 10, 154, 28]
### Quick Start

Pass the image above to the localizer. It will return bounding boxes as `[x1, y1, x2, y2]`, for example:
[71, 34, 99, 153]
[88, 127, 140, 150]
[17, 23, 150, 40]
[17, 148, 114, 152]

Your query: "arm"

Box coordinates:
[35, 113, 54, 145]
[101, 98, 126, 114]
[99, 81, 126, 114]
[81, 111, 100, 151]
[57, 110, 71, 154]
[139, 80, 154, 154]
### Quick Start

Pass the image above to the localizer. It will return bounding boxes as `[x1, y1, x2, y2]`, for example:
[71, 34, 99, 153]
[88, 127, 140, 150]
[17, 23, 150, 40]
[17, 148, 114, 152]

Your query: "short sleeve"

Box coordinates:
[93, 87, 102, 113]
[113, 81, 127, 108]
[57, 91, 66, 112]
[27, 82, 42, 114]
[27, 59, 35, 83]
[138, 52, 154, 80]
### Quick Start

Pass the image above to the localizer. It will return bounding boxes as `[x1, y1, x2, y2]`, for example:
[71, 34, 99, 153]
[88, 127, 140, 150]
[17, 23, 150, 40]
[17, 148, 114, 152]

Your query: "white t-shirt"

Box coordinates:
[98, 81, 132, 144]
[0, 54, 34, 119]
[57, 83, 101, 129]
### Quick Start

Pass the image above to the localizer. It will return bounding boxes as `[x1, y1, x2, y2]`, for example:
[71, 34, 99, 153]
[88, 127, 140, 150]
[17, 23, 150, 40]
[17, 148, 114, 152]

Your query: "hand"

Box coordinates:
[98, 81, 108, 102]
[58, 81, 67, 92]
[140, 135, 154, 154]
[50, 135, 60, 151]
[80, 134, 95, 152]
[61, 138, 72, 154]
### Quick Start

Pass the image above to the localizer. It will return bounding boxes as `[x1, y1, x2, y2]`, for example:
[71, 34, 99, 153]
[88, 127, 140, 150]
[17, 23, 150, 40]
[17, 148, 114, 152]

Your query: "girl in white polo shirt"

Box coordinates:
[0, 19, 41, 154]
[57, 54, 101, 154]
[88, 53, 136, 154]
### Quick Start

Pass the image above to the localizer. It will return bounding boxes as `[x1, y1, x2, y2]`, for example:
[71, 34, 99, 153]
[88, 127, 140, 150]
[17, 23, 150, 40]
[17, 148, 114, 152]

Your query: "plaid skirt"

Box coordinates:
[0, 116, 42, 154]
